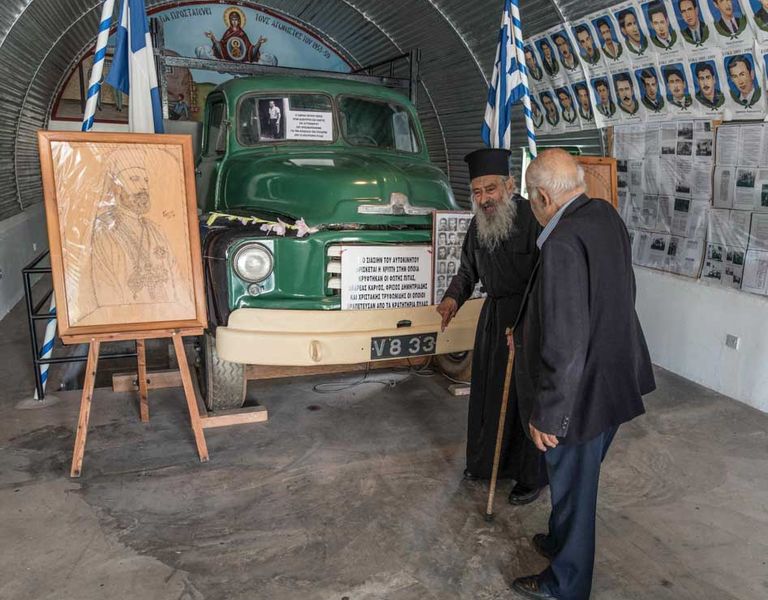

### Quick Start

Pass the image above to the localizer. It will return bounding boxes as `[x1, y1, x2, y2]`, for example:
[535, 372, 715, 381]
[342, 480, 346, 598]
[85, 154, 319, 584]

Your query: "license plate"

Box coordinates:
[370, 332, 437, 360]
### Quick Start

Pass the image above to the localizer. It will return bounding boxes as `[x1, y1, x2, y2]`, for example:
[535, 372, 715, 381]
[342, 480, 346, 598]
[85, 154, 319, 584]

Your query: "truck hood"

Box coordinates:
[219, 149, 457, 226]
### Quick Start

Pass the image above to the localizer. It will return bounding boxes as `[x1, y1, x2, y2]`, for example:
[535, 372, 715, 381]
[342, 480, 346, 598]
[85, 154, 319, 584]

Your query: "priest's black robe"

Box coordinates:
[443, 196, 547, 485]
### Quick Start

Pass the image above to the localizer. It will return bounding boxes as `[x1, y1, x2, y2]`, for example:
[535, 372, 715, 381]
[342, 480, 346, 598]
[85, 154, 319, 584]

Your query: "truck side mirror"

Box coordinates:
[215, 120, 230, 154]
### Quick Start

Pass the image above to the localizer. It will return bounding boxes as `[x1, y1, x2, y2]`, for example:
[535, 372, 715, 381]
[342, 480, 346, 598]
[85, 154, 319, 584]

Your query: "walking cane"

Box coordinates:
[484, 328, 515, 521]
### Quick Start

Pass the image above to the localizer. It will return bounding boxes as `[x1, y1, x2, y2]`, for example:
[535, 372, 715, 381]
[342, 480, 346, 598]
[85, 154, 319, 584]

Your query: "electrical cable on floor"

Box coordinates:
[311, 356, 437, 394]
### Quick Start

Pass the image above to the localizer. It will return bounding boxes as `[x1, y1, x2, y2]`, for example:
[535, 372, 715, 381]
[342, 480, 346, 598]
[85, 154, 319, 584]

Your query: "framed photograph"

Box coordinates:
[37, 131, 207, 342]
[432, 210, 475, 304]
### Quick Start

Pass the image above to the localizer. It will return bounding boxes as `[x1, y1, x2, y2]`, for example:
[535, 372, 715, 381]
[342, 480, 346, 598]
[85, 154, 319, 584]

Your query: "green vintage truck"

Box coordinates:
[196, 74, 481, 410]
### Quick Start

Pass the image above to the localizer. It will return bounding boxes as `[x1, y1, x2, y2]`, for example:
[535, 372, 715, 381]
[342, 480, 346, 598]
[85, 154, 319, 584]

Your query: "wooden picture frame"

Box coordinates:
[37, 131, 207, 343]
[574, 155, 618, 209]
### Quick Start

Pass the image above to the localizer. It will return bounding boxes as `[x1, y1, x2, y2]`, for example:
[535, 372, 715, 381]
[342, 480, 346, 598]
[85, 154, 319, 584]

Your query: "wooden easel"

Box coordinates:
[69, 327, 208, 478]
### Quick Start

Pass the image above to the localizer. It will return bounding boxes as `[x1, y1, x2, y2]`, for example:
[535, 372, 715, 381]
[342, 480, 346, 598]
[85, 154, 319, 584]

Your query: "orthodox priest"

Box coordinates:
[436, 149, 546, 505]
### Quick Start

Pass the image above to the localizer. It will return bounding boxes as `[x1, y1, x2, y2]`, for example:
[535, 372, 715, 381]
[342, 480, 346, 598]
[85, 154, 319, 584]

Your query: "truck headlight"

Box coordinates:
[233, 243, 274, 283]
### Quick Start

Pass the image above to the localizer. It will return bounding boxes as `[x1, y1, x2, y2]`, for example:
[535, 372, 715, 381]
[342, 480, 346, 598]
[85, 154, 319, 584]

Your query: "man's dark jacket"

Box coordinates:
[513, 195, 655, 443]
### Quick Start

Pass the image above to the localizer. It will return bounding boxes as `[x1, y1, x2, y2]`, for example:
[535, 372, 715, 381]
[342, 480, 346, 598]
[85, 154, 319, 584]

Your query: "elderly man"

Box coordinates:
[508, 149, 655, 600]
[436, 149, 546, 505]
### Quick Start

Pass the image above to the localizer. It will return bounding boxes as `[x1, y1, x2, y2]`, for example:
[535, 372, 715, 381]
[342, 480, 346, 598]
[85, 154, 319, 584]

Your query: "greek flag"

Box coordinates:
[105, 0, 164, 133]
[481, 0, 536, 155]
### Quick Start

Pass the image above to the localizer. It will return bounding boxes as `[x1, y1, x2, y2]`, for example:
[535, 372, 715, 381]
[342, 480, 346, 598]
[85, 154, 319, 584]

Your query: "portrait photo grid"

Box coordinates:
[524, 0, 768, 133]
[432, 211, 480, 304]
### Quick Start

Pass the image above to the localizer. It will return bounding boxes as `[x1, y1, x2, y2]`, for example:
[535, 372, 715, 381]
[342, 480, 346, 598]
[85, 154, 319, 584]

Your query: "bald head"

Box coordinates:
[525, 149, 586, 226]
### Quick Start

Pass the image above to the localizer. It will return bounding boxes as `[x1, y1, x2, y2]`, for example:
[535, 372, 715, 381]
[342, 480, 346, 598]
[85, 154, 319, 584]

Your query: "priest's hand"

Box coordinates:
[529, 422, 559, 452]
[436, 297, 458, 332]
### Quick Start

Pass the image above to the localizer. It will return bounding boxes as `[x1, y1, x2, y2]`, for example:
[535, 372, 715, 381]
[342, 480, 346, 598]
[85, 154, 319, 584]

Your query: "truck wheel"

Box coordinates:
[435, 351, 472, 383]
[200, 332, 246, 411]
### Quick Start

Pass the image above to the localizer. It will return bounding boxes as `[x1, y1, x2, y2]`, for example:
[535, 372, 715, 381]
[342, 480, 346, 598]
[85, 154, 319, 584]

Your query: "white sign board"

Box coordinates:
[286, 110, 333, 141]
[340, 245, 433, 310]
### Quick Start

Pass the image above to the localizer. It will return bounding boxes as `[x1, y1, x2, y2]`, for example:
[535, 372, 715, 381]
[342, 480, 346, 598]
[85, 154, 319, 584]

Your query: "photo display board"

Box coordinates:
[614, 119, 768, 297]
[432, 211, 483, 304]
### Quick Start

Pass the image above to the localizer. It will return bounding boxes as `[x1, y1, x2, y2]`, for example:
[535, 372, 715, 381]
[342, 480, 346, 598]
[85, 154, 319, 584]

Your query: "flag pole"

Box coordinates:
[509, 0, 537, 158]
[82, 0, 116, 132]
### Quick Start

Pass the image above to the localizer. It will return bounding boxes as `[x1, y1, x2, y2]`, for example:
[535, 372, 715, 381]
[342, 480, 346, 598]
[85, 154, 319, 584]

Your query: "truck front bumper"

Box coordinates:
[216, 298, 483, 366]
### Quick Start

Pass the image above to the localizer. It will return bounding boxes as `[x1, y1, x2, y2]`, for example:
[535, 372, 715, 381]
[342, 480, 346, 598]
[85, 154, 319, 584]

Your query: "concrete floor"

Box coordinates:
[1, 295, 767, 600]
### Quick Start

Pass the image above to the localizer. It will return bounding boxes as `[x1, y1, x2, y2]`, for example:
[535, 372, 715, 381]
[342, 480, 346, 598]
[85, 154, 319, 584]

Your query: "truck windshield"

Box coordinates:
[339, 97, 420, 153]
[238, 94, 334, 144]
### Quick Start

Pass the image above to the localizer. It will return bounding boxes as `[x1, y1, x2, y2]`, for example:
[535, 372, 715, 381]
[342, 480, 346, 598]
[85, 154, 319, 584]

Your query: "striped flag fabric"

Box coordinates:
[481, 0, 536, 156]
[105, 0, 164, 133]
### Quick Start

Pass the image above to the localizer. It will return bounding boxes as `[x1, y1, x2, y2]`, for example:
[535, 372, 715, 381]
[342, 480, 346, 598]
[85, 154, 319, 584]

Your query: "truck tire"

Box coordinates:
[200, 332, 246, 411]
[435, 351, 472, 383]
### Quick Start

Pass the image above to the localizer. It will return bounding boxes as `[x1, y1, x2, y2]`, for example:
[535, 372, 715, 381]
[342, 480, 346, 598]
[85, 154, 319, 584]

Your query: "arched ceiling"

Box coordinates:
[0, 0, 579, 220]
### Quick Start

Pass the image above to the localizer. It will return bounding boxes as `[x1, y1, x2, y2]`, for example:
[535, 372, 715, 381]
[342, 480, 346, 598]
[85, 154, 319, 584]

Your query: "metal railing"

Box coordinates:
[22, 250, 137, 401]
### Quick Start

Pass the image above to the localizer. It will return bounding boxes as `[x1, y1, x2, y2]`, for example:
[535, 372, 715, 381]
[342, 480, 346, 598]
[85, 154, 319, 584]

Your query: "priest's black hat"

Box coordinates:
[464, 148, 511, 180]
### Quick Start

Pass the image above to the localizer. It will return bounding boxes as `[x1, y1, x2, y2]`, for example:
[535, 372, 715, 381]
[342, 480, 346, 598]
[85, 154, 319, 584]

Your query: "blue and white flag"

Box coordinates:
[105, 0, 164, 133]
[481, 0, 536, 156]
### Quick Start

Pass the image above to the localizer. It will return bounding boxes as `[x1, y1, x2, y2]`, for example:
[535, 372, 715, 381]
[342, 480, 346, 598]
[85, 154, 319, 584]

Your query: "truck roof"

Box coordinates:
[214, 74, 413, 105]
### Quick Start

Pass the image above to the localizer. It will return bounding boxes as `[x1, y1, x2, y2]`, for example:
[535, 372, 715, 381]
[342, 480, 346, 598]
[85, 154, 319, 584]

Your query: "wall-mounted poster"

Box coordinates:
[747, 0, 768, 39]
[539, 89, 564, 131]
[530, 96, 546, 131]
[534, 34, 561, 81]
[708, 0, 750, 44]
[673, 0, 716, 51]
[613, 69, 646, 121]
[37, 132, 207, 340]
[660, 61, 699, 114]
[635, 61, 670, 119]
[573, 81, 597, 126]
[524, 43, 545, 85]
[432, 211, 477, 304]
[591, 74, 620, 123]
[573, 21, 605, 67]
[591, 12, 626, 64]
[690, 51, 729, 115]
[723, 49, 765, 116]
[554, 85, 582, 130]
[551, 27, 582, 75]
[614, 1, 653, 58]
[642, 0, 683, 54]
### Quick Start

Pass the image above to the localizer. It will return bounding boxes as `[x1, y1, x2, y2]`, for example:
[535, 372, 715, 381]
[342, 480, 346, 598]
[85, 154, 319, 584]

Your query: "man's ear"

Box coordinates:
[503, 176, 516, 196]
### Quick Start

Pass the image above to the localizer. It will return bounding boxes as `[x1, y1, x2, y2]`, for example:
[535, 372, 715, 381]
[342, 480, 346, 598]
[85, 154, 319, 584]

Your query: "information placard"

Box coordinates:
[340, 245, 433, 310]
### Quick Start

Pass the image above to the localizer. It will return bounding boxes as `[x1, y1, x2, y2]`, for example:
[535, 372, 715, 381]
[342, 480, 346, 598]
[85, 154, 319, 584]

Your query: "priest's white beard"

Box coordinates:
[474, 192, 517, 251]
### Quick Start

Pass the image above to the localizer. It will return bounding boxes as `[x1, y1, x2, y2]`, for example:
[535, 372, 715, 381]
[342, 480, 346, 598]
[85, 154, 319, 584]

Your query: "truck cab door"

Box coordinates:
[196, 96, 228, 211]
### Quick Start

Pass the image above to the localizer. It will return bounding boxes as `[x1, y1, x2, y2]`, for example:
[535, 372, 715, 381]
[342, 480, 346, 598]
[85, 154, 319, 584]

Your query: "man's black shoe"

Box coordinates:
[463, 468, 481, 481]
[508, 483, 542, 505]
[511, 575, 557, 599]
[532, 533, 555, 560]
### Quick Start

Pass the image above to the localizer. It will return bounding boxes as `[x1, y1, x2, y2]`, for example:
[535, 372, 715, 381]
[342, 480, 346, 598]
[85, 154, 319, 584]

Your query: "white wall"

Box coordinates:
[635, 266, 768, 413]
[0, 204, 48, 320]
